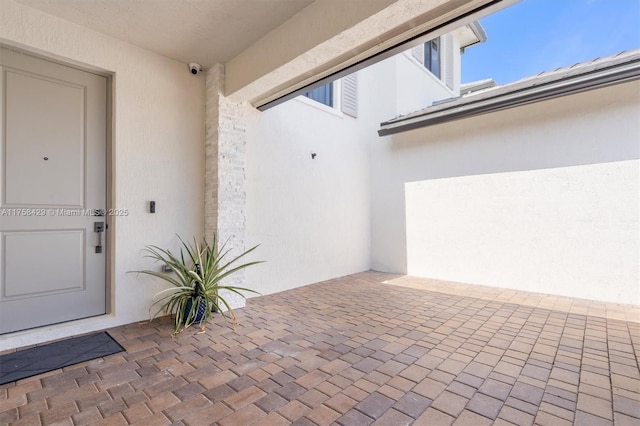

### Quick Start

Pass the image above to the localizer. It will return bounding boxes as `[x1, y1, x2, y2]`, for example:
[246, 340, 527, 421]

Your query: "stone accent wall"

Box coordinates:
[205, 63, 248, 309]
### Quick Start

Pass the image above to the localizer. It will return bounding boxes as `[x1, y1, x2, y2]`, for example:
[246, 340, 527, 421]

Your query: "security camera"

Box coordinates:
[189, 63, 202, 75]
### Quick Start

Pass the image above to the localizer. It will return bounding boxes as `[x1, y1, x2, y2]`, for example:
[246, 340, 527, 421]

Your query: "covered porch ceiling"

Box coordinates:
[13, 0, 315, 68]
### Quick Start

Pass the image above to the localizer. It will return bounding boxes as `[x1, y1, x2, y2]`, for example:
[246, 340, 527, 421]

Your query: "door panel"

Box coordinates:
[0, 47, 107, 334]
[3, 230, 85, 298]
[5, 70, 85, 207]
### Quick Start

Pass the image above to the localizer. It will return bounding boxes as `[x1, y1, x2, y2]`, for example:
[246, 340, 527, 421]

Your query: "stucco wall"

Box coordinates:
[245, 94, 371, 295]
[368, 55, 454, 273]
[0, 0, 204, 349]
[371, 80, 640, 305]
[395, 52, 455, 117]
[242, 50, 456, 297]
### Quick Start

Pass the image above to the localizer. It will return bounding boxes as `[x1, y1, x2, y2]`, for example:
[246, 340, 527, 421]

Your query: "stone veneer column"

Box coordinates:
[205, 64, 248, 309]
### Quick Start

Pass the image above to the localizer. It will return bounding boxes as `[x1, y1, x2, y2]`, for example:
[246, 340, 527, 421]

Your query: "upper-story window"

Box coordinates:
[424, 38, 441, 79]
[299, 73, 358, 117]
[410, 37, 444, 82]
[303, 82, 333, 107]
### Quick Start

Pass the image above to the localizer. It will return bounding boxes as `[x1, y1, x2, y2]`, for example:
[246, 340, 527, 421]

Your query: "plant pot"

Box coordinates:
[183, 298, 207, 324]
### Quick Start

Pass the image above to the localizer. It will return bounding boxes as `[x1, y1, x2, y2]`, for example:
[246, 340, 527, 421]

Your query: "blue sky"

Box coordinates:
[462, 0, 640, 84]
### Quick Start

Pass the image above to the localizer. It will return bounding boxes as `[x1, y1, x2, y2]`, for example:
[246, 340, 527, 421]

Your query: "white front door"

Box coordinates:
[0, 47, 107, 334]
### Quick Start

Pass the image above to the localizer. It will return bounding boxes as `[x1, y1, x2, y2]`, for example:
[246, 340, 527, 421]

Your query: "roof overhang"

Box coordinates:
[378, 50, 640, 136]
[460, 78, 497, 94]
[452, 20, 487, 49]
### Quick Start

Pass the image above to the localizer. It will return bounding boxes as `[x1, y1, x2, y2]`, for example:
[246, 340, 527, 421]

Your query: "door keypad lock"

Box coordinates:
[94, 221, 105, 253]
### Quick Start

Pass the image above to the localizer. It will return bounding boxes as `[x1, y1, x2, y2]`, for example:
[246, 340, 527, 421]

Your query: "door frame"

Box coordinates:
[0, 41, 115, 323]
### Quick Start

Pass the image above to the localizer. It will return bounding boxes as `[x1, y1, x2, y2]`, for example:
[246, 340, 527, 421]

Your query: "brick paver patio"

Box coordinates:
[1, 271, 639, 425]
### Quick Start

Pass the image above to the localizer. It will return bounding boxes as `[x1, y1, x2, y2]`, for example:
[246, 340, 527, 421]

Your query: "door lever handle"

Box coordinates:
[94, 221, 104, 253]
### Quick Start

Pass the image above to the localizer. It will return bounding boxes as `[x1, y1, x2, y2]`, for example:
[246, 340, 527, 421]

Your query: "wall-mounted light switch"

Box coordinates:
[149, 201, 156, 213]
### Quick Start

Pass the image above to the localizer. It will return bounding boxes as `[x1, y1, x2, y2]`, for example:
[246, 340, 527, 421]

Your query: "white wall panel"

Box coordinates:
[371, 80, 640, 305]
[406, 161, 639, 304]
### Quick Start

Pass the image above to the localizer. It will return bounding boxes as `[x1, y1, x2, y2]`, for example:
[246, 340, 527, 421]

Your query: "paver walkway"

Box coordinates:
[1, 271, 639, 425]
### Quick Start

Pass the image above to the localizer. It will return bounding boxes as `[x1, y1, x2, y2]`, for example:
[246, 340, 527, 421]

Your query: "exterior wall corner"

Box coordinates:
[205, 63, 249, 309]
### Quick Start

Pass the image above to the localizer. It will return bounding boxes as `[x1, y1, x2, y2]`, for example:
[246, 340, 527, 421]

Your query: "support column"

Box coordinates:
[205, 64, 249, 309]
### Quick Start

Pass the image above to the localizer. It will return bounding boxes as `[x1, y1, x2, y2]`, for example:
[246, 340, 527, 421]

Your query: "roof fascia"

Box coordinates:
[378, 56, 640, 136]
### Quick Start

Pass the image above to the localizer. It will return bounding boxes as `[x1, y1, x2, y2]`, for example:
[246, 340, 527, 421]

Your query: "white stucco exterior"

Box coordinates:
[372, 80, 640, 305]
[406, 161, 639, 304]
[245, 93, 372, 295]
[367, 52, 456, 272]
[395, 51, 456, 116]
[247, 42, 639, 306]
[1, 0, 204, 349]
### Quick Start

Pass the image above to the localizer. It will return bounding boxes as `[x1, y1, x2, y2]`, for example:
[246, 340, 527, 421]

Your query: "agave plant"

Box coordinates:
[132, 234, 261, 334]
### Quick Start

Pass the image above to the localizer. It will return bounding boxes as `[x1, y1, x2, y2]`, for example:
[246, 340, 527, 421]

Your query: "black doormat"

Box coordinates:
[0, 331, 125, 385]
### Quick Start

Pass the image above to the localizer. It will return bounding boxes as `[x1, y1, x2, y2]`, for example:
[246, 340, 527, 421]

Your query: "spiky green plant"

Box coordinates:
[132, 235, 261, 334]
